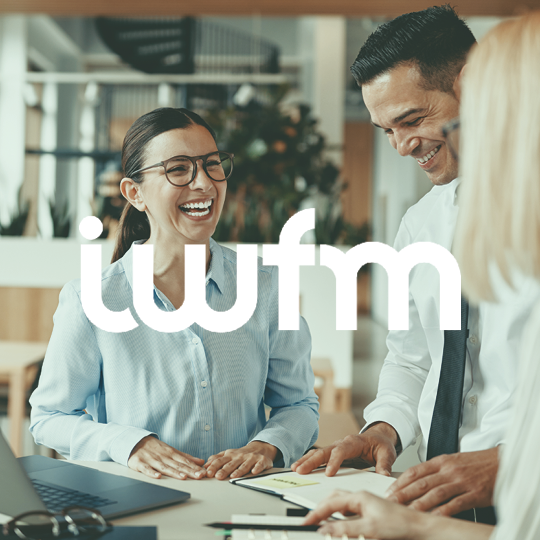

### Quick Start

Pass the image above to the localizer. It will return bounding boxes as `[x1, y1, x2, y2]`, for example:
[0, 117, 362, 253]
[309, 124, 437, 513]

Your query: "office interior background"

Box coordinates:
[0, 0, 523, 468]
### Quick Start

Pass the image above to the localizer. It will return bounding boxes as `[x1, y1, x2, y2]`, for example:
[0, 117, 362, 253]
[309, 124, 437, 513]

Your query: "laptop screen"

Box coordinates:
[0, 432, 47, 517]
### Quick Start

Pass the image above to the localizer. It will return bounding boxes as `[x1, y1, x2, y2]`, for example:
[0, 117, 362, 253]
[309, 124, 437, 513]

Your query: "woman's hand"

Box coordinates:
[204, 441, 278, 480]
[304, 490, 428, 540]
[128, 436, 207, 480]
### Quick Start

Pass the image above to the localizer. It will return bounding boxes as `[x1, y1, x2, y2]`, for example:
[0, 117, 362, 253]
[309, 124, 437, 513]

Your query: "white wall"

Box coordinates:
[299, 255, 353, 388]
[466, 17, 504, 41]
[300, 17, 346, 166]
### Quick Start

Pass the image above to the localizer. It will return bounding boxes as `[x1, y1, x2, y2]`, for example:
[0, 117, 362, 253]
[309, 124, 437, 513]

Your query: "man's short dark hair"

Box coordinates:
[351, 5, 476, 94]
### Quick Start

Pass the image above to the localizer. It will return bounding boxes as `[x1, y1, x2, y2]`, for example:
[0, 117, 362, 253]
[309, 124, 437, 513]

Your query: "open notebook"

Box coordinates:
[230, 468, 396, 515]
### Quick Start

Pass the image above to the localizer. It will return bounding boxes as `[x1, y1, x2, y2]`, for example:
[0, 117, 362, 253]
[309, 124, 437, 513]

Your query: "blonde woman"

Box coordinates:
[304, 12, 540, 540]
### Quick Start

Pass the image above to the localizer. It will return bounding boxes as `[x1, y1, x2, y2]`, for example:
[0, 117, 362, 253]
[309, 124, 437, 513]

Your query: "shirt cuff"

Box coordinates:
[363, 408, 418, 453]
[250, 434, 289, 468]
[109, 426, 158, 466]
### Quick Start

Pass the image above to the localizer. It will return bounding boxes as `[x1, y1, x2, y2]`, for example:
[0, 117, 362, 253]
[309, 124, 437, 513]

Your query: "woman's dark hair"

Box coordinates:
[112, 107, 217, 263]
[351, 4, 476, 94]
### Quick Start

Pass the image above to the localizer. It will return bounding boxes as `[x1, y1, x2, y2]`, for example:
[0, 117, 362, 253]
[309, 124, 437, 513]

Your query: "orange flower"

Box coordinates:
[284, 127, 297, 138]
[273, 140, 287, 153]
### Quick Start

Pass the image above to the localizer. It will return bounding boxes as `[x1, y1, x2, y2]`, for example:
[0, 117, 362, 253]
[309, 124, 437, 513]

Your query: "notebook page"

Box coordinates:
[236, 468, 396, 511]
[231, 515, 321, 540]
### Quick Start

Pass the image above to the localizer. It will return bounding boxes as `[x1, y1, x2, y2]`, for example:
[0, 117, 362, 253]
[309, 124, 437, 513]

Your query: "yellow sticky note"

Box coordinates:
[254, 474, 320, 489]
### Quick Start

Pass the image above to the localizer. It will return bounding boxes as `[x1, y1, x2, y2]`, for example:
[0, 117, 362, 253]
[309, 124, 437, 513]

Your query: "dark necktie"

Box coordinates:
[426, 295, 469, 459]
[425, 297, 497, 526]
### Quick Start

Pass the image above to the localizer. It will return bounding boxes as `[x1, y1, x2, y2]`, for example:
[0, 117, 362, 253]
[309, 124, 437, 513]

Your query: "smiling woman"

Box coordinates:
[119, 123, 229, 278]
[112, 108, 227, 262]
[29, 107, 319, 483]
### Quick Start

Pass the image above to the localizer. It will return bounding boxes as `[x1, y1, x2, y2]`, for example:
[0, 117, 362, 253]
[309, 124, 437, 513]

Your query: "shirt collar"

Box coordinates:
[453, 177, 462, 205]
[120, 238, 224, 294]
[207, 237, 225, 294]
[119, 239, 141, 293]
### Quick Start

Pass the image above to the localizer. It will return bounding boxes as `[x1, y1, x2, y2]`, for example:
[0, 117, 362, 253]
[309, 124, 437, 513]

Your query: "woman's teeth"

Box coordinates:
[179, 200, 213, 216]
[418, 145, 441, 164]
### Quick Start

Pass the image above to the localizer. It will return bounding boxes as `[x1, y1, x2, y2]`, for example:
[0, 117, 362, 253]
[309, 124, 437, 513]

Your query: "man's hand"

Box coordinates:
[128, 436, 206, 480]
[385, 447, 499, 516]
[204, 441, 278, 480]
[291, 422, 399, 477]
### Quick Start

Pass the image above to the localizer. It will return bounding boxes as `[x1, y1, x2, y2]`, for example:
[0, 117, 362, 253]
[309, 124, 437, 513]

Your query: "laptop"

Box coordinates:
[0, 432, 190, 519]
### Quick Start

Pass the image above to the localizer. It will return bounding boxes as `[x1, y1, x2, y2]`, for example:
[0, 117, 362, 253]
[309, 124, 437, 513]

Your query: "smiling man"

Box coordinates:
[292, 5, 540, 526]
[364, 65, 460, 186]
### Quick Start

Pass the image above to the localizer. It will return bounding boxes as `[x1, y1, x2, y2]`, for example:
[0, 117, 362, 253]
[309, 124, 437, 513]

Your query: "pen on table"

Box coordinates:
[206, 522, 320, 531]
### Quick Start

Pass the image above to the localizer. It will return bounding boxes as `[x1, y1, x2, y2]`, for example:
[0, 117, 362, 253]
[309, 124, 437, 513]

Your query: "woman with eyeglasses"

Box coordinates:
[30, 107, 319, 481]
[303, 12, 540, 540]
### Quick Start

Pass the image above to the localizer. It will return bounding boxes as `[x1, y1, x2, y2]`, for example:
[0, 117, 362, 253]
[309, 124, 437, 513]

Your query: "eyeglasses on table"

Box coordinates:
[2, 506, 110, 539]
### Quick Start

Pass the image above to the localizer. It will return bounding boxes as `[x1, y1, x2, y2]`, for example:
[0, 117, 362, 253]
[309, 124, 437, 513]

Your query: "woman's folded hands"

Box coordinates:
[128, 437, 278, 481]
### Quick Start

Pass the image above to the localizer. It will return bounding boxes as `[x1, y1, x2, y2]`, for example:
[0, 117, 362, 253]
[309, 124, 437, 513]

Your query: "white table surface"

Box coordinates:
[75, 462, 298, 540]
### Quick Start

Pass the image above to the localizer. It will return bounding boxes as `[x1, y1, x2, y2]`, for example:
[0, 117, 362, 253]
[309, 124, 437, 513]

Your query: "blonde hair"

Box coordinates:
[454, 12, 540, 302]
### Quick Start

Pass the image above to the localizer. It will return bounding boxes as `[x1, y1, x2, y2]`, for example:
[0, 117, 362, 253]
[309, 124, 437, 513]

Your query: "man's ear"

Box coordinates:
[120, 178, 146, 212]
[453, 64, 468, 102]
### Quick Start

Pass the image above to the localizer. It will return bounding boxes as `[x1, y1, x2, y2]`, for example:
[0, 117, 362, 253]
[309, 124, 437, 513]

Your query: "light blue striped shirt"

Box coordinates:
[30, 239, 319, 467]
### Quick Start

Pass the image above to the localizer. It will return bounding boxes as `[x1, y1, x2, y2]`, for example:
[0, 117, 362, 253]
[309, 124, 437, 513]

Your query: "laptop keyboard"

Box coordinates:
[32, 480, 116, 512]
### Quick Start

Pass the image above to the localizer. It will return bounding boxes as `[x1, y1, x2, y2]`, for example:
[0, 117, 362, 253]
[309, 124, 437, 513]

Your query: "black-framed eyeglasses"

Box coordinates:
[2, 506, 110, 539]
[131, 151, 234, 187]
[442, 117, 460, 161]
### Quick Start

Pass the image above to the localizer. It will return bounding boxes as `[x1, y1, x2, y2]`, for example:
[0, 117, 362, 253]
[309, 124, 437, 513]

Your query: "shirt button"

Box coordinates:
[201, 380, 208, 388]
[192, 337, 199, 345]
[469, 395, 477, 405]
[204, 424, 211, 431]
[469, 335, 478, 345]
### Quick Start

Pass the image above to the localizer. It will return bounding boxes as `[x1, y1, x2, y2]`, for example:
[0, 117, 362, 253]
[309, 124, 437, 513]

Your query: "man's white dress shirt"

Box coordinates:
[364, 178, 540, 460]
